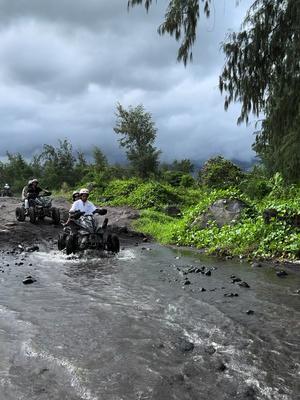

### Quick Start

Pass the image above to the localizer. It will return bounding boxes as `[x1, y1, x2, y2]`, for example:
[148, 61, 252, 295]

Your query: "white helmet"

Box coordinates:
[79, 188, 89, 195]
[4, 184, 9, 189]
[31, 178, 38, 184]
[72, 190, 80, 196]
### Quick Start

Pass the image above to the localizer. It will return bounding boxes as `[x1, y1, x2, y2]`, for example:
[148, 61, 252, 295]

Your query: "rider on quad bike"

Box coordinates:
[58, 188, 120, 254]
[72, 190, 80, 202]
[16, 178, 60, 224]
[2, 183, 12, 197]
[22, 179, 45, 213]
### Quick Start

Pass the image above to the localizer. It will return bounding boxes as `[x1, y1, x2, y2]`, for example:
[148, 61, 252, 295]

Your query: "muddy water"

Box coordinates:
[0, 244, 299, 400]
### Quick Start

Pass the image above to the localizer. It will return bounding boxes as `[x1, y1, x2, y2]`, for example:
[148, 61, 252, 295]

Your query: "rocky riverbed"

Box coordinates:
[0, 196, 299, 400]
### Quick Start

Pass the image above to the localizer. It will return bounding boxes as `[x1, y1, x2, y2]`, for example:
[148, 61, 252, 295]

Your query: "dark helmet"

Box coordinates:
[72, 190, 80, 202]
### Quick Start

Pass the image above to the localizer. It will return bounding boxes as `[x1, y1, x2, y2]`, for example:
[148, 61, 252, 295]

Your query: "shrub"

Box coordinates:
[128, 181, 180, 209]
[199, 156, 244, 188]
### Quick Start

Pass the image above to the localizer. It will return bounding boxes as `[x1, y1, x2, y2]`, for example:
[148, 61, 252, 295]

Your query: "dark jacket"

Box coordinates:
[26, 184, 43, 199]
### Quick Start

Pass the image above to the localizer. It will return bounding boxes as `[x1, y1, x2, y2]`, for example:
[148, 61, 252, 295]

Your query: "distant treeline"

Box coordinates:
[0, 138, 206, 192]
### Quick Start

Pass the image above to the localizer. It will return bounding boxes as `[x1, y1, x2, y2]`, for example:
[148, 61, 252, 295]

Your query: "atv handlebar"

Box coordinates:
[93, 208, 107, 215]
[69, 210, 85, 219]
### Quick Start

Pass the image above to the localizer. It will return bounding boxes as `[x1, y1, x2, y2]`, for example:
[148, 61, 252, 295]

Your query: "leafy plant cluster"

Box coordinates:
[129, 171, 300, 261]
[96, 180, 181, 210]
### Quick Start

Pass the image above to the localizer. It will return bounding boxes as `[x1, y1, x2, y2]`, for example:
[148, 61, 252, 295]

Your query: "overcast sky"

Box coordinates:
[0, 0, 256, 164]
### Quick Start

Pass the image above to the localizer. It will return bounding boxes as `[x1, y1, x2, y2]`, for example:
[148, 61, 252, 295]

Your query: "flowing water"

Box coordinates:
[0, 243, 299, 400]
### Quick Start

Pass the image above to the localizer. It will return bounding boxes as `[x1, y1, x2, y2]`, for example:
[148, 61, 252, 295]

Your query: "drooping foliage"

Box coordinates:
[128, 0, 211, 64]
[114, 103, 161, 178]
[220, 0, 300, 181]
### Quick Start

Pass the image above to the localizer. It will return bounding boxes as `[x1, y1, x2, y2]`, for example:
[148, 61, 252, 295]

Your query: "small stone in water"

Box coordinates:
[239, 281, 250, 288]
[22, 276, 37, 285]
[276, 270, 288, 277]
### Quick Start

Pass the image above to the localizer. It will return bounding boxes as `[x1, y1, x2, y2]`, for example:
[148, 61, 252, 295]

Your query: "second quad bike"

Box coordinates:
[58, 211, 120, 255]
[15, 194, 60, 225]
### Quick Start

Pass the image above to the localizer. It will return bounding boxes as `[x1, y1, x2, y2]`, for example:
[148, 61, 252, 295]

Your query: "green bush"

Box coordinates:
[199, 156, 244, 188]
[128, 181, 181, 209]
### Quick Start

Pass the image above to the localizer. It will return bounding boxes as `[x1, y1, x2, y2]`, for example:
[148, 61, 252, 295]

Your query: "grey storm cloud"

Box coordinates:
[0, 0, 255, 163]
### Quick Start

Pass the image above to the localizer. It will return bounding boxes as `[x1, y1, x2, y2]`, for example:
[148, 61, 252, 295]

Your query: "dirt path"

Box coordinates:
[0, 196, 143, 250]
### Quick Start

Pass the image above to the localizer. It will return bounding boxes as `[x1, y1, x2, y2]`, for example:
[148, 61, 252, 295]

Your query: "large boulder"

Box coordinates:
[191, 198, 248, 229]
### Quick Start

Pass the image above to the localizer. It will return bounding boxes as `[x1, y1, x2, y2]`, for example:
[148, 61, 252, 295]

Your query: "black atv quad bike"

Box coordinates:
[58, 209, 120, 255]
[1, 188, 12, 197]
[15, 193, 60, 225]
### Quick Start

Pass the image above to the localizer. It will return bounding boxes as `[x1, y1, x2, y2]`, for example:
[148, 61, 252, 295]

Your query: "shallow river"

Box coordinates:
[0, 242, 299, 400]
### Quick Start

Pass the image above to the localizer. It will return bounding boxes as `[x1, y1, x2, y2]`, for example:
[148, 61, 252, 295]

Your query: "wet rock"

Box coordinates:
[165, 373, 185, 385]
[184, 279, 191, 285]
[22, 276, 37, 285]
[251, 262, 262, 268]
[232, 277, 242, 283]
[242, 386, 257, 399]
[205, 270, 211, 276]
[178, 338, 194, 353]
[295, 289, 300, 294]
[142, 237, 148, 242]
[276, 270, 288, 277]
[205, 345, 216, 355]
[239, 281, 250, 288]
[25, 245, 39, 253]
[216, 361, 227, 372]
[199, 287, 206, 292]
[224, 293, 239, 297]
[246, 310, 255, 315]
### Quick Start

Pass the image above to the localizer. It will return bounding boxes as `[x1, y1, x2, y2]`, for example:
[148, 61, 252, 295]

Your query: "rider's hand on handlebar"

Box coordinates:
[69, 210, 85, 219]
[94, 208, 107, 215]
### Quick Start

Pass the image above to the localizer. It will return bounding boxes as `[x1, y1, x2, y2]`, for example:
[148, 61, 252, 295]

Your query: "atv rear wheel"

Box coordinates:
[16, 207, 25, 222]
[58, 233, 66, 250]
[28, 207, 36, 224]
[52, 207, 60, 225]
[65, 235, 75, 255]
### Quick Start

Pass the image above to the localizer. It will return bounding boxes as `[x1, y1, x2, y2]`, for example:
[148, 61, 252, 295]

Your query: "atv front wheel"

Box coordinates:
[28, 207, 36, 224]
[111, 235, 120, 253]
[107, 234, 120, 253]
[65, 235, 75, 255]
[52, 208, 60, 225]
[16, 207, 25, 222]
[58, 233, 66, 250]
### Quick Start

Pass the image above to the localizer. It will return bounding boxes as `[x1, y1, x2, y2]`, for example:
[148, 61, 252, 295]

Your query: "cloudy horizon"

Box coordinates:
[0, 0, 256, 164]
